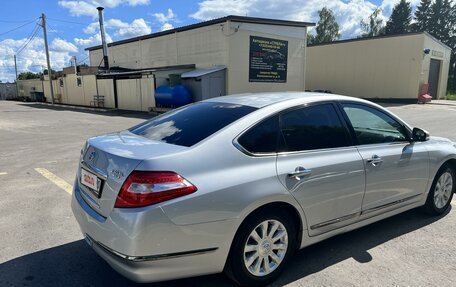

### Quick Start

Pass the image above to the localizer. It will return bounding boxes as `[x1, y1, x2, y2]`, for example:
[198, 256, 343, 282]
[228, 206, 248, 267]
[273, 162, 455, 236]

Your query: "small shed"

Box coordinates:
[181, 66, 227, 102]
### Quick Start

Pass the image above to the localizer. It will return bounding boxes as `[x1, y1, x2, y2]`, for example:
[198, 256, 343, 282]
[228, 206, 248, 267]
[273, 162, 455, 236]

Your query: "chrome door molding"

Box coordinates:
[361, 193, 422, 215]
[309, 193, 422, 232]
[310, 212, 360, 230]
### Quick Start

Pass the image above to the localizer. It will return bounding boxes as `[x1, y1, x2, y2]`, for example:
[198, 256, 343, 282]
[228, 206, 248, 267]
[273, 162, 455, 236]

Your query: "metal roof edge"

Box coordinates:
[308, 31, 427, 47]
[86, 15, 315, 51]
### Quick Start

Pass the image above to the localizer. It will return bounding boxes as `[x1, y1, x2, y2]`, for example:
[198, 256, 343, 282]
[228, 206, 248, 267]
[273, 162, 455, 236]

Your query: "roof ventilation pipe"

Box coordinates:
[97, 6, 109, 71]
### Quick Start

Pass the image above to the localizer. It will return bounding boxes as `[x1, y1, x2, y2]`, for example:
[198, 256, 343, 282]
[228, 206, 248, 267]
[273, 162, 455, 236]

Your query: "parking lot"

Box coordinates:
[1, 100, 456, 287]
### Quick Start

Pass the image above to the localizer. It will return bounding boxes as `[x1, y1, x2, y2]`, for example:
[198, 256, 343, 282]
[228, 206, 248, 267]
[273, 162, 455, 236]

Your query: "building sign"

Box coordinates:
[249, 36, 288, 83]
[431, 50, 444, 58]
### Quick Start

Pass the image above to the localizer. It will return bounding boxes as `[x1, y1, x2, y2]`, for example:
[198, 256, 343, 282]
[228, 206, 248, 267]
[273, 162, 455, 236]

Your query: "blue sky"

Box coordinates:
[0, 0, 418, 82]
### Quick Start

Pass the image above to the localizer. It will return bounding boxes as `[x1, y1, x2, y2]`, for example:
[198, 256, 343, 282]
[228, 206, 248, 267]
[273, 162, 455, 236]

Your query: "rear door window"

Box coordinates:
[280, 104, 351, 152]
[237, 115, 280, 154]
[130, 102, 257, 147]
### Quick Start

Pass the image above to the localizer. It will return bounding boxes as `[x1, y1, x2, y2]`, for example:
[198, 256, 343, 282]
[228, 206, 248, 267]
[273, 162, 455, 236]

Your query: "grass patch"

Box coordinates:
[446, 92, 456, 101]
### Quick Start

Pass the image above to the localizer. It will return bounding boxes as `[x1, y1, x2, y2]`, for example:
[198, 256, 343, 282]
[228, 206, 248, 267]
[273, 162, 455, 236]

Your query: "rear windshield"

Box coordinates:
[129, 102, 257, 147]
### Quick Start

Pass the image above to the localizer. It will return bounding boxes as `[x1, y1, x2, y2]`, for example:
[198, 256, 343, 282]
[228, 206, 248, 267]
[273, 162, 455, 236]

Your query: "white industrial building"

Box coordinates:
[306, 32, 452, 101]
[33, 16, 314, 111]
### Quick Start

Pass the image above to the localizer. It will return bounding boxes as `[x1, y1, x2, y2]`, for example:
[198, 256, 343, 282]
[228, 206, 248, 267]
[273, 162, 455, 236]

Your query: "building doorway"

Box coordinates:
[428, 59, 441, 99]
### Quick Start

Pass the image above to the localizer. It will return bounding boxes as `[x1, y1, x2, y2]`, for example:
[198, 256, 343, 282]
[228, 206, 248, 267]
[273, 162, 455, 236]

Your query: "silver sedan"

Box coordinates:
[72, 92, 455, 286]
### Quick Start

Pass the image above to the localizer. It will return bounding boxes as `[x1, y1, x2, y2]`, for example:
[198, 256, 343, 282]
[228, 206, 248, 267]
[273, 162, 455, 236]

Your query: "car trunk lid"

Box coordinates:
[78, 131, 187, 217]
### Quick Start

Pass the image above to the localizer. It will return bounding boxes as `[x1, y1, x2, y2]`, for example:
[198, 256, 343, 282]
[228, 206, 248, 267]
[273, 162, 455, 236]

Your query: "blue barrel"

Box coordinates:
[155, 84, 192, 108]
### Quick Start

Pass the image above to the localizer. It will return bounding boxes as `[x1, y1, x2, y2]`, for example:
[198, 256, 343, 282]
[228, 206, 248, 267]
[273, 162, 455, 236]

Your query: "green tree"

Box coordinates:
[360, 7, 384, 37]
[413, 0, 432, 32]
[429, 0, 452, 42]
[17, 71, 41, 80]
[314, 7, 340, 44]
[307, 33, 315, 45]
[448, 1, 456, 91]
[43, 69, 56, 75]
[385, 0, 412, 35]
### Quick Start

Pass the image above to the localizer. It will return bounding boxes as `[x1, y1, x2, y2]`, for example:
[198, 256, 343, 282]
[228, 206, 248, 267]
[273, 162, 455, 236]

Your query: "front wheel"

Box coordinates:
[424, 164, 455, 215]
[225, 211, 297, 286]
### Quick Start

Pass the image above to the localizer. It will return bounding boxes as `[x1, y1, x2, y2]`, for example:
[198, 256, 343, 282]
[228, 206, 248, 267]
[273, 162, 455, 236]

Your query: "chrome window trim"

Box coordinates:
[233, 101, 355, 158]
[354, 141, 411, 149]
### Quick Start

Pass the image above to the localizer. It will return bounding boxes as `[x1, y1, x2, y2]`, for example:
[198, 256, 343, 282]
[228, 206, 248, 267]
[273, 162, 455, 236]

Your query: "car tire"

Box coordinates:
[424, 164, 455, 215]
[225, 210, 297, 286]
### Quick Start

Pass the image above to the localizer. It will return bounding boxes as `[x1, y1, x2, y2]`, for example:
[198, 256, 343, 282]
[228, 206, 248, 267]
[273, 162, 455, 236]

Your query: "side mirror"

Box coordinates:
[412, 127, 430, 142]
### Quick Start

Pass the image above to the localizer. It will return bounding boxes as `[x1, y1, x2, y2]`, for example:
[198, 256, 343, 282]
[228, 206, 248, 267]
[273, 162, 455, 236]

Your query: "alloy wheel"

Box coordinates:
[243, 219, 288, 277]
[434, 171, 453, 209]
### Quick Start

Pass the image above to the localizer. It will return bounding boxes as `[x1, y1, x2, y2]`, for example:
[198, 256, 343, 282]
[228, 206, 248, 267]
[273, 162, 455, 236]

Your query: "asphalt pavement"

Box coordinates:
[0, 100, 455, 287]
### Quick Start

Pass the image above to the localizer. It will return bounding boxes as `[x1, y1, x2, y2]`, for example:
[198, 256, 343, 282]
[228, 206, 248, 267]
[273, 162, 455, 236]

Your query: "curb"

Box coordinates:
[37, 102, 111, 112]
[427, 101, 456, 107]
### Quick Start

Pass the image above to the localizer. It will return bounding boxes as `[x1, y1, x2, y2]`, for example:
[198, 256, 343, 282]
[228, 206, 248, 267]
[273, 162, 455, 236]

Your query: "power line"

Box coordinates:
[16, 25, 41, 55]
[0, 18, 39, 37]
[47, 17, 90, 26]
[0, 19, 37, 23]
[45, 22, 66, 40]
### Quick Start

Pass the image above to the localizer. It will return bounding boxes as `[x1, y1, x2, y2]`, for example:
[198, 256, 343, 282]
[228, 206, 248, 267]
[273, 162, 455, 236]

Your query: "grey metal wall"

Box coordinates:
[0, 83, 17, 100]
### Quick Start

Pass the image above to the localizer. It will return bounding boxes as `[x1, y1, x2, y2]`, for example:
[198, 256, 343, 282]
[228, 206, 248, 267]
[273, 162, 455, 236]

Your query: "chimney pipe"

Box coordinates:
[73, 56, 77, 74]
[97, 6, 109, 71]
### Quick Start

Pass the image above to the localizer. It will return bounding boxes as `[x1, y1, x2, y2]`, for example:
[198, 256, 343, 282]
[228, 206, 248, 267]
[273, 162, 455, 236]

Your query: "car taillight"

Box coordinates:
[114, 171, 197, 208]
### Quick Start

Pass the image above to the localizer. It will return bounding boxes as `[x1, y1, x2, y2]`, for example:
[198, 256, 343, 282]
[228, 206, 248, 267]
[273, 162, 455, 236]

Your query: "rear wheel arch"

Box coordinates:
[229, 201, 304, 258]
[224, 201, 303, 285]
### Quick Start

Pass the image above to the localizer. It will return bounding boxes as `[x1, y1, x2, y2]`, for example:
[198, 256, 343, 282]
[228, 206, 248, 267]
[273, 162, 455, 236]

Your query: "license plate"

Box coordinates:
[81, 168, 101, 196]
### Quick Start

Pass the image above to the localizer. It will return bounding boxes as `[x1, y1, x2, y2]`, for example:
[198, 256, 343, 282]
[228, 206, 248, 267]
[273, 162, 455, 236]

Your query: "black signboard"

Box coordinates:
[249, 36, 288, 83]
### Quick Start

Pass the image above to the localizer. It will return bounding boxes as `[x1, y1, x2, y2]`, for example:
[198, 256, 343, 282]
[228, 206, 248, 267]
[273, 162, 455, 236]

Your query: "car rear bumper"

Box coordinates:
[71, 180, 237, 283]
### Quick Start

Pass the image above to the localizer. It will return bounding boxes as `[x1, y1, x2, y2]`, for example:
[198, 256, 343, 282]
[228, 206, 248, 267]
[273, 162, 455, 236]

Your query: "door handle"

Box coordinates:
[367, 155, 383, 166]
[288, 166, 312, 179]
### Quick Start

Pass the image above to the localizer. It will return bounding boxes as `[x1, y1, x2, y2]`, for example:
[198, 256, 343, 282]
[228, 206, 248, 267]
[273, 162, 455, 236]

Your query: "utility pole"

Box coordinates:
[13, 55, 19, 98]
[41, 13, 54, 104]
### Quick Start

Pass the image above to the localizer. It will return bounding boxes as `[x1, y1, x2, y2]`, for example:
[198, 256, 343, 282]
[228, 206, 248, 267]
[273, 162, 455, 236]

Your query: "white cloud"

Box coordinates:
[0, 37, 75, 82]
[82, 18, 151, 39]
[127, 0, 150, 5]
[191, 0, 421, 39]
[58, 0, 151, 18]
[153, 9, 177, 24]
[74, 32, 113, 47]
[51, 38, 79, 53]
[153, 8, 178, 31]
[58, 1, 99, 17]
[115, 18, 151, 37]
[381, 0, 420, 15]
[161, 23, 174, 31]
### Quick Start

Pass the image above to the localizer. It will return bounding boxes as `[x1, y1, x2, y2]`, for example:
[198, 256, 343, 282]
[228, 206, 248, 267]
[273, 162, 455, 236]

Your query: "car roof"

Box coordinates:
[206, 92, 372, 108]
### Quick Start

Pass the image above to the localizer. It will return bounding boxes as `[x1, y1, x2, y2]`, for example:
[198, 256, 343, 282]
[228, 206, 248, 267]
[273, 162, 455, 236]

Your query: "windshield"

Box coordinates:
[129, 102, 257, 147]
